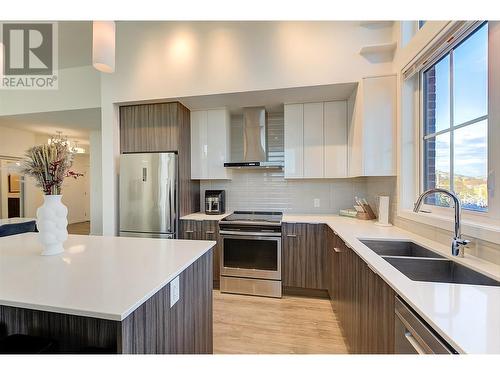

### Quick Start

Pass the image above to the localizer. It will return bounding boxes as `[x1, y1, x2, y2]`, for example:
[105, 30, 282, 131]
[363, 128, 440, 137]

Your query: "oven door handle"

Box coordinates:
[219, 230, 281, 237]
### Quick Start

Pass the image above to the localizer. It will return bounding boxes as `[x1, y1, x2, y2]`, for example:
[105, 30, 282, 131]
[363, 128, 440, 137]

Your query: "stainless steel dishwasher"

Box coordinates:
[395, 297, 457, 354]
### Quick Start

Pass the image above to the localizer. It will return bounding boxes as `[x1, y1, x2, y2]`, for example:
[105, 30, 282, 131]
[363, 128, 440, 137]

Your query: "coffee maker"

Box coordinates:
[205, 190, 225, 215]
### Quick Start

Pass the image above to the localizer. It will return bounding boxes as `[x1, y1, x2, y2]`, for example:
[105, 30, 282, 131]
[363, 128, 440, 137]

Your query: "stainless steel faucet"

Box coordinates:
[413, 188, 470, 257]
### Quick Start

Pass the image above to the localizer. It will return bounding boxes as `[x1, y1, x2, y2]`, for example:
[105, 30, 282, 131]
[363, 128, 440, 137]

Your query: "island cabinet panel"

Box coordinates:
[0, 250, 213, 354]
[0, 306, 120, 353]
[329, 232, 395, 354]
[120, 250, 213, 354]
[179, 219, 221, 285]
[282, 223, 328, 291]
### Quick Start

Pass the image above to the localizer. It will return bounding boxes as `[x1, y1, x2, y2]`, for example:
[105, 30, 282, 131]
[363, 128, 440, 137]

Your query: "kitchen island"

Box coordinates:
[0, 233, 215, 354]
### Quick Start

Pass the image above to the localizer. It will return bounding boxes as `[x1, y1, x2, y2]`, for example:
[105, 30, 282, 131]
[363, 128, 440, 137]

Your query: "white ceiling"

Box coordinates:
[173, 82, 358, 113]
[0, 108, 101, 144]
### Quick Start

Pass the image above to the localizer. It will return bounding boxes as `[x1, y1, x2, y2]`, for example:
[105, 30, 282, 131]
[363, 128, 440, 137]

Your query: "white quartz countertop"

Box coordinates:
[283, 213, 500, 354]
[180, 212, 232, 221]
[0, 233, 215, 321]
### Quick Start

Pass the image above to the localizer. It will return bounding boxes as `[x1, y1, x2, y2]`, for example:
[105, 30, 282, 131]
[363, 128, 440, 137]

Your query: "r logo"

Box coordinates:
[3, 23, 53, 75]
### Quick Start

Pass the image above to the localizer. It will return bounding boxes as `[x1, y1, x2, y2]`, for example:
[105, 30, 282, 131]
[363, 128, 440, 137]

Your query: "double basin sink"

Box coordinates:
[360, 240, 500, 287]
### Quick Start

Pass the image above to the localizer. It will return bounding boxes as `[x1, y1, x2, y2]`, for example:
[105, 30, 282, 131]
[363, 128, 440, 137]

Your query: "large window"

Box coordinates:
[422, 22, 488, 212]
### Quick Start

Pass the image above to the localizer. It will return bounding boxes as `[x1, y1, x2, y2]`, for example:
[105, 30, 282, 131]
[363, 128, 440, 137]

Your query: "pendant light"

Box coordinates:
[92, 21, 115, 73]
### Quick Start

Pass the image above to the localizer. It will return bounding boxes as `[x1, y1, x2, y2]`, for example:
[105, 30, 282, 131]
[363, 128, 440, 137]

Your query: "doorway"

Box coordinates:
[0, 158, 24, 219]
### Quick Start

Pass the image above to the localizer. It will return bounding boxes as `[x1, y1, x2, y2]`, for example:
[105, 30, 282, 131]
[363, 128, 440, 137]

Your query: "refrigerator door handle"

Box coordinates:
[142, 167, 147, 182]
[168, 177, 176, 234]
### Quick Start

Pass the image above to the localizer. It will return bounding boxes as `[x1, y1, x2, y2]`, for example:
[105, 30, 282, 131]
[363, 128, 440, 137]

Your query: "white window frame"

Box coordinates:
[419, 25, 489, 216]
[398, 21, 500, 245]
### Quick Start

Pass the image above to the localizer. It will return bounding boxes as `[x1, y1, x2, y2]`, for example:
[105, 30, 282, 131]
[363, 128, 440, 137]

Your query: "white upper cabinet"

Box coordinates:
[348, 75, 397, 177]
[190, 108, 231, 180]
[324, 101, 348, 178]
[284, 101, 348, 179]
[284, 103, 304, 178]
[303, 102, 324, 178]
[190, 110, 208, 179]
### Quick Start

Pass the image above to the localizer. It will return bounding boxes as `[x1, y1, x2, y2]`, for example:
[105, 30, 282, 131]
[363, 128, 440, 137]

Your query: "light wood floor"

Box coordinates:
[213, 290, 348, 354]
[67, 221, 90, 235]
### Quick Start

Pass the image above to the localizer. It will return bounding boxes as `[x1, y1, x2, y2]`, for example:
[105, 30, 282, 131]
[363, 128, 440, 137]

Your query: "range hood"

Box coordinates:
[224, 107, 284, 169]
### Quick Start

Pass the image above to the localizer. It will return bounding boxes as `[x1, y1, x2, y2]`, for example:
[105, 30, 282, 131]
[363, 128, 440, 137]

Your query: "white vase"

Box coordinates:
[36, 195, 68, 256]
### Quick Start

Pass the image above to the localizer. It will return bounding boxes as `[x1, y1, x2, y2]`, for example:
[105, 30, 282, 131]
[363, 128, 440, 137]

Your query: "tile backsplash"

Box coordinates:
[200, 169, 396, 215]
[209, 111, 397, 214]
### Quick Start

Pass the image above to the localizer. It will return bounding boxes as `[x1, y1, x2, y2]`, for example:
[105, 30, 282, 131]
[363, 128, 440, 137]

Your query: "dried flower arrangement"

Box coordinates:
[21, 137, 84, 195]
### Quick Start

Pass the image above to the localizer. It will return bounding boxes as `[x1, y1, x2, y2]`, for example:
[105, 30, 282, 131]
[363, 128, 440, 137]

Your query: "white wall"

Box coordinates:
[0, 64, 102, 224]
[90, 130, 102, 235]
[100, 21, 396, 234]
[61, 153, 90, 224]
[0, 125, 41, 217]
[0, 126, 37, 158]
[0, 66, 101, 116]
[0, 127, 92, 223]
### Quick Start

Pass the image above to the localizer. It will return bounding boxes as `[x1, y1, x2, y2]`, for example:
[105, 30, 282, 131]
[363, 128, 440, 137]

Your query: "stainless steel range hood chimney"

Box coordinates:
[224, 107, 283, 168]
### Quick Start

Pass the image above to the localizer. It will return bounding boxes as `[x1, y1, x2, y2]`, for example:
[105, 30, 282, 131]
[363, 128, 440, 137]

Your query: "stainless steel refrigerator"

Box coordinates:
[119, 152, 177, 239]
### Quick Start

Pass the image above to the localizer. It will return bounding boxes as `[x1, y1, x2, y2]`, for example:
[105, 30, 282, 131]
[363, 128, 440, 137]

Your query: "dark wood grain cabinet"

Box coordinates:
[282, 223, 307, 288]
[282, 223, 328, 290]
[179, 219, 203, 240]
[202, 221, 221, 284]
[119, 102, 199, 217]
[359, 261, 396, 354]
[180, 219, 221, 284]
[327, 227, 396, 354]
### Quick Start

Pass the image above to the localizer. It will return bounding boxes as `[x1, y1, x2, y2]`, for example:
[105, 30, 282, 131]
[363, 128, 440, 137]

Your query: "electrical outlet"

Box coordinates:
[170, 276, 180, 308]
[314, 198, 320, 208]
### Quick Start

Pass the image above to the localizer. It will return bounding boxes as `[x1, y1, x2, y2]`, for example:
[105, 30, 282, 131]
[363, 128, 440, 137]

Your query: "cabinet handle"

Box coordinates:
[286, 234, 297, 237]
[333, 247, 343, 253]
[205, 231, 215, 234]
[185, 230, 194, 234]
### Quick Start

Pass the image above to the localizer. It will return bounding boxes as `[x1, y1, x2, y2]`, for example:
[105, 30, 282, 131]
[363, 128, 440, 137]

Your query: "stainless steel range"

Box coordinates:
[219, 211, 282, 298]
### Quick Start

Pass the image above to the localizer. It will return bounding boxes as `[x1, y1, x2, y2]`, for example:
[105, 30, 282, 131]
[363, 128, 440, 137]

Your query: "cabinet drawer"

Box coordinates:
[179, 220, 203, 240]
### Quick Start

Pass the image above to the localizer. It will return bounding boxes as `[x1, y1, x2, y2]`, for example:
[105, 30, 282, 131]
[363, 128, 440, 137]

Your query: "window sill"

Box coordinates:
[397, 209, 500, 245]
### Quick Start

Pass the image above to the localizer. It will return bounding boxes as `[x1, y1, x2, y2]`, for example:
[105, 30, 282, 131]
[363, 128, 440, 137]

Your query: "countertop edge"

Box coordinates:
[0, 238, 217, 322]
[179, 212, 232, 221]
[119, 240, 216, 321]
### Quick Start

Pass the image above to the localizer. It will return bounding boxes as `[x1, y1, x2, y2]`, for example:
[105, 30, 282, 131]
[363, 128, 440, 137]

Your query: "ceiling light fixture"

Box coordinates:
[92, 21, 116, 73]
[47, 132, 86, 154]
